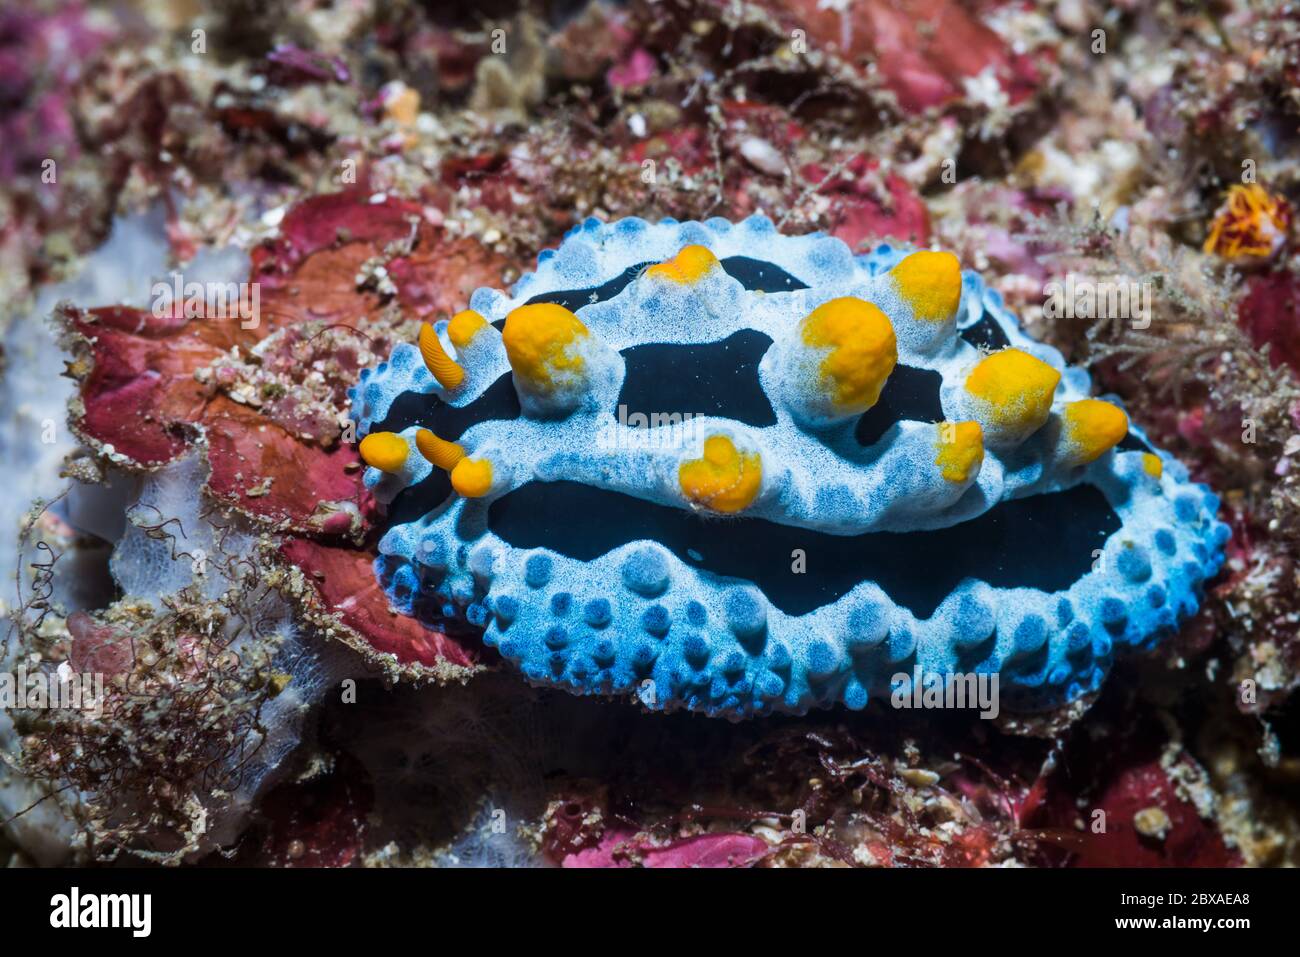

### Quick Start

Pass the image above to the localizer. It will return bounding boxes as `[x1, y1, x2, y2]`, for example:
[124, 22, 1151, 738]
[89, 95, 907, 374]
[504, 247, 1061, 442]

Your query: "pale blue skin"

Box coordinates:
[349, 216, 1230, 719]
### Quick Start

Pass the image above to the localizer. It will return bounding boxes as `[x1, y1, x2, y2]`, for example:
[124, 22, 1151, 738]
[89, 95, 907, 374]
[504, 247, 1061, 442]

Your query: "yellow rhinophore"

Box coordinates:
[645, 245, 720, 284]
[1142, 452, 1163, 479]
[450, 458, 494, 498]
[447, 309, 489, 349]
[502, 303, 589, 392]
[965, 348, 1061, 436]
[358, 431, 410, 473]
[415, 428, 466, 472]
[679, 435, 762, 514]
[800, 297, 898, 413]
[419, 322, 466, 390]
[1062, 399, 1128, 466]
[934, 421, 985, 483]
[889, 251, 962, 322]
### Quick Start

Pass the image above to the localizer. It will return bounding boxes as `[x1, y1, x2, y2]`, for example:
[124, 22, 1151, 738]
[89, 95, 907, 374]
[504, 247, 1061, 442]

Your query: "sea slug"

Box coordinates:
[348, 216, 1229, 719]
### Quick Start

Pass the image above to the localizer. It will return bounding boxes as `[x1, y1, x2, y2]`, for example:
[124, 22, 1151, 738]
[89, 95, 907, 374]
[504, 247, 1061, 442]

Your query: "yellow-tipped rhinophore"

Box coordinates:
[965, 348, 1061, 441]
[415, 428, 466, 472]
[450, 458, 494, 498]
[889, 251, 962, 323]
[502, 302, 591, 393]
[645, 245, 720, 284]
[1061, 399, 1128, 466]
[447, 309, 489, 350]
[1142, 452, 1163, 479]
[358, 431, 410, 474]
[419, 322, 466, 390]
[800, 297, 898, 414]
[934, 421, 985, 483]
[679, 435, 762, 514]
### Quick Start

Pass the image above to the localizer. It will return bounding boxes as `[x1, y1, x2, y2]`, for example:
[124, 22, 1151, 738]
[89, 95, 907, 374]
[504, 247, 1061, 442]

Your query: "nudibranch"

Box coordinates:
[348, 217, 1229, 719]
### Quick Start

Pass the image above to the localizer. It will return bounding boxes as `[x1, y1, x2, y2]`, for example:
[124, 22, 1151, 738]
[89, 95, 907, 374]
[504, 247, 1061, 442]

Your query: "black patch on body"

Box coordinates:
[1117, 432, 1154, 454]
[959, 315, 1011, 351]
[519, 256, 809, 315]
[617, 330, 776, 427]
[854, 366, 946, 446]
[489, 482, 1121, 618]
[718, 256, 808, 292]
[371, 372, 522, 440]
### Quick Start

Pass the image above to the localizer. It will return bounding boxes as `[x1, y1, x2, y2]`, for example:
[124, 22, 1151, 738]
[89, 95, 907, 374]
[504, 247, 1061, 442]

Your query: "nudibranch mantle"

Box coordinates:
[349, 216, 1229, 719]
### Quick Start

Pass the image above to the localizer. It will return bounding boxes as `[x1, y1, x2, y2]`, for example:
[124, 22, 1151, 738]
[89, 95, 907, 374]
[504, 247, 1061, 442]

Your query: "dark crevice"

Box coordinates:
[1117, 432, 1154, 454]
[371, 372, 522, 440]
[958, 314, 1012, 351]
[488, 481, 1121, 618]
[387, 471, 452, 526]
[718, 256, 809, 292]
[854, 365, 945, 446]
[616, 330, 776, 427]
[523, 261, 655, 312]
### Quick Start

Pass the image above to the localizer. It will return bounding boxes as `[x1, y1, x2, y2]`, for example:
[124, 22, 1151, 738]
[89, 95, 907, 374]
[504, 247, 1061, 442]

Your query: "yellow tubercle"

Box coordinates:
[415, 428, 466, 472]
[419, 322, 466, 390]
[1063, 399, 1128, 465]
[645, 245, 720, 284]
[450, 458, 493, 498]
[889, 250, 962, 322]
[934, 421, 984, 483]
[502, 303, 589, 391]
[1142, 453, 1163, 479]
[800, 297, 898, 413]
[447, 309, 488, 349]
[965, 348, 1061, 434]
[358, 431, 410, 474]
[679, 435, 762, 514]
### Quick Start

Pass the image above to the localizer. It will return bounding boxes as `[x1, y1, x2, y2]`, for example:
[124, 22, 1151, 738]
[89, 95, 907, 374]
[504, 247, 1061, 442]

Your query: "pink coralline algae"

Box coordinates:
[747, 0, 1042, 112]
[61, 187, 505, 677]
[1240, 272, 1300, 375]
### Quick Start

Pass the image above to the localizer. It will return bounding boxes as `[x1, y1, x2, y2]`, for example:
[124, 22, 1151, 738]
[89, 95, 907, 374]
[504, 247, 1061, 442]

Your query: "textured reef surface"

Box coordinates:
[353, 217, 1230, 718]
[7, 0, 1300, 870]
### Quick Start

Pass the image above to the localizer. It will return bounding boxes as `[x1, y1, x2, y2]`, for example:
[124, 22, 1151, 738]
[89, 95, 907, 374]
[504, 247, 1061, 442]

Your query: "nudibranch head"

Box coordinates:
[349, 216, 1229, 720]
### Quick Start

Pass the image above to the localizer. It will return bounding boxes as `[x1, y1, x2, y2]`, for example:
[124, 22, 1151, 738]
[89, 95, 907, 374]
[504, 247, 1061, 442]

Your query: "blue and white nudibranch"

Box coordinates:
[348, 216, 1230, 719]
